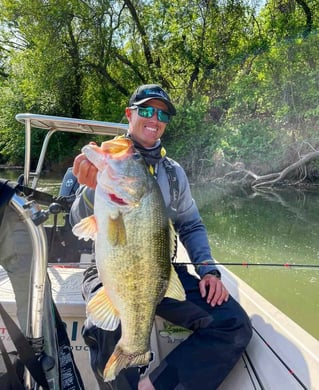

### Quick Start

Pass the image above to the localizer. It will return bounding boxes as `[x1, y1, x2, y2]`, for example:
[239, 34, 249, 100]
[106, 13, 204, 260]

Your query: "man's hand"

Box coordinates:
[72, 142, 98, 189]
[199, 274, 229, 307]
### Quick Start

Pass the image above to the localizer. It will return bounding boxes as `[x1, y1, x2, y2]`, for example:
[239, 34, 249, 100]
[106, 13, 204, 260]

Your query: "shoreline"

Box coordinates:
[0, 165, 23, 170]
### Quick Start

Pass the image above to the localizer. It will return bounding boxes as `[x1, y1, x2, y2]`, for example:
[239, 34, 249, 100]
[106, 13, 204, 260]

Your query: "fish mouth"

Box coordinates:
[101, 138, 134, 160]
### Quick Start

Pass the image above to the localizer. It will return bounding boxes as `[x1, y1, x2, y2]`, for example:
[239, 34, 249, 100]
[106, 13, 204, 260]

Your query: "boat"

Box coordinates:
[0, 113, 318, 389]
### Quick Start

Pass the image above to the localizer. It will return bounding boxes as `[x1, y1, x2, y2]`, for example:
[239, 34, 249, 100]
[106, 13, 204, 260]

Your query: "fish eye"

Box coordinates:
[132, 153, 142, 160]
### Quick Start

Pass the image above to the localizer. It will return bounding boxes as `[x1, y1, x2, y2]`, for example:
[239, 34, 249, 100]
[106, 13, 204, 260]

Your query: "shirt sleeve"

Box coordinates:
[69, 185, 95, 226]
[172, 163, 220, 278]
[58, 167, 79, 197]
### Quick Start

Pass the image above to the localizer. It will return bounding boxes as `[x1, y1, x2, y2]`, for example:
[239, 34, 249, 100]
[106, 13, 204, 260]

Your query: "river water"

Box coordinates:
[191, 183, 319, 339]
[1, 169, 318, 339]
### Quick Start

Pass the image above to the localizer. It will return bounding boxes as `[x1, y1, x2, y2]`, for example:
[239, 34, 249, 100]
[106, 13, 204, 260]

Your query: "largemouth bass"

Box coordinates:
[72, 138, 185, 381]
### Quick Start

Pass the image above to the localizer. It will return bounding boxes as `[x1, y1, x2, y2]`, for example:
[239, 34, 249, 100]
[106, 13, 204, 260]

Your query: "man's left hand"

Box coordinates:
[199, 274, 229, 307]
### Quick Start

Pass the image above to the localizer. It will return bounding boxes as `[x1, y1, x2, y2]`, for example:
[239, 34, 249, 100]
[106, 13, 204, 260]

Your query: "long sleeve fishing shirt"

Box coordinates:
[69, 144, 219, 279]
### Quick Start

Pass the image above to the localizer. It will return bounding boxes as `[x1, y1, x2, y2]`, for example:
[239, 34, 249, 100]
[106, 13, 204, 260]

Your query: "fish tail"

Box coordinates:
[103, 345, 151, 382]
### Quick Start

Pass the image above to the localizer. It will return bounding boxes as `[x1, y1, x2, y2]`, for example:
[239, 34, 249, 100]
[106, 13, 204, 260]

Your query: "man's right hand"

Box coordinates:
[72, 142, 98, 189]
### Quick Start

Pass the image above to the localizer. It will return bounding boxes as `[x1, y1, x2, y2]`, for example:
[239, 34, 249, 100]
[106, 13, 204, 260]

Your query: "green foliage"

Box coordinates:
[0, 0, 318, 180]
[221, 119, 279, 170]
[0, 83, 26, 164]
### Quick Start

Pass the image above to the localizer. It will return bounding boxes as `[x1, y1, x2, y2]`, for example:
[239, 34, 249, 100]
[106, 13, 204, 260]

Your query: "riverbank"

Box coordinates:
[0, 165, 23, 169]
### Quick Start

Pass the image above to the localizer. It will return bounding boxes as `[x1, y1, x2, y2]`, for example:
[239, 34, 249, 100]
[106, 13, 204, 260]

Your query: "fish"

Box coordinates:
[72, 138, 185, 382]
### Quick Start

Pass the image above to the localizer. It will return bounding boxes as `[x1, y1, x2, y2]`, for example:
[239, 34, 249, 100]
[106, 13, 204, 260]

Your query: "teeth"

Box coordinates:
[145, 126, 157, 132]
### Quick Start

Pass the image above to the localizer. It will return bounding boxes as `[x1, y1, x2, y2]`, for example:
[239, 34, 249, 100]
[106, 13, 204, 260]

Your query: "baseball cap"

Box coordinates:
[129, 84, 176, 115]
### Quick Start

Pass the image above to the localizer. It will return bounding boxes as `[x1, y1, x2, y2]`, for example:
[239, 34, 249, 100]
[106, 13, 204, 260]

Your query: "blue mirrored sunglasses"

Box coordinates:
[130, 106, 171, 123]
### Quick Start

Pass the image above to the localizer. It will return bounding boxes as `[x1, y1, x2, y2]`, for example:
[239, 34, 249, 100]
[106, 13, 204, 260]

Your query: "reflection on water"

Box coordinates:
[192, 183, 319, 339]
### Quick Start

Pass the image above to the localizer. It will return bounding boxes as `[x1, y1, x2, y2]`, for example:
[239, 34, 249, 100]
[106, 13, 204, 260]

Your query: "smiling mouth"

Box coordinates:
[144, 125, 157, 133]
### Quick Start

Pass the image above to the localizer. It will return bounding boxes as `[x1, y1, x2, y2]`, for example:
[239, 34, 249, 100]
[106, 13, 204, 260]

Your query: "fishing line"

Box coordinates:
[173, 262, 319, 269]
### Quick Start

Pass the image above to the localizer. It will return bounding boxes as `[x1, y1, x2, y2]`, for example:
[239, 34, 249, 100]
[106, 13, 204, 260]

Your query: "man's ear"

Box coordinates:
[125, 107, 132, 121]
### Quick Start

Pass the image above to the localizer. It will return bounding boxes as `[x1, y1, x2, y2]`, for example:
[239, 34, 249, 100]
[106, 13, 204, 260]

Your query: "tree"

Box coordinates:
[0, 0, 318, 184]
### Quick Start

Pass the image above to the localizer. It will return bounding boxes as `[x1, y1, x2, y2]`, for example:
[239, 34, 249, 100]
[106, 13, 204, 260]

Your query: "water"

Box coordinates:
[192, 183, 319, 339]
[0, 168, 63, 196]
[1, 169, 318, 339]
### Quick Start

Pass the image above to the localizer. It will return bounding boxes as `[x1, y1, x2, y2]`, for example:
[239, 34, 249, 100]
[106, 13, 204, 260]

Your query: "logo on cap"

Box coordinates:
[129, 84, 176, 115]
[141, 88, 168, 99]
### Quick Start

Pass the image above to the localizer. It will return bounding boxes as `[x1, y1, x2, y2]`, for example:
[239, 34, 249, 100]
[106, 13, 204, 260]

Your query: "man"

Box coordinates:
[70, 84, 252, 390]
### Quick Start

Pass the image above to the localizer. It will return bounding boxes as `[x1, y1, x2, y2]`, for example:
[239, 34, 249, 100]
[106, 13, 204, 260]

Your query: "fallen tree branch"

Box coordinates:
[207, 147, 319, 189]
[252, 150, 319, 188]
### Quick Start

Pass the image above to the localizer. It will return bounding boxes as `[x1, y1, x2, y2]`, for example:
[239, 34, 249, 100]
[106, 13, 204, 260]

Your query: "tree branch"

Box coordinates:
[253, 150, 319, 188]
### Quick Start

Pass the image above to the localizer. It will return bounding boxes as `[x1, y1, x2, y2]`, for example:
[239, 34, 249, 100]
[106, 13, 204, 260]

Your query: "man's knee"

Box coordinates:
[206, 296, 253, 350]
[224, 299, 253, 351]
[235, 313, 253, 351]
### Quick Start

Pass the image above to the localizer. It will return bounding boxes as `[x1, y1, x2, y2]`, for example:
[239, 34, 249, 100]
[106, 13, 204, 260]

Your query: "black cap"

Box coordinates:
[129, 84, 176, 115]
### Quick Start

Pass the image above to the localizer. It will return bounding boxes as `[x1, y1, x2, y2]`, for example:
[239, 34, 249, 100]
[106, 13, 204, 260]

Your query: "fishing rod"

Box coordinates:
[49, 261, 319, 270]
[173, 261, 319, 269]
[252, 327, 308, 390]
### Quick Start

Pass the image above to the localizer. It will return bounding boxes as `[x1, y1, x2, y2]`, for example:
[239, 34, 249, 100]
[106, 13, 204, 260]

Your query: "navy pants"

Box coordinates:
[82, 266, 252, 390]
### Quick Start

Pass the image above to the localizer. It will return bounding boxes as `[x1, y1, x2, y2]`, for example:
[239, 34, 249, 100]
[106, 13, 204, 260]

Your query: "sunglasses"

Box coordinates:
[130, 106, 171, 123]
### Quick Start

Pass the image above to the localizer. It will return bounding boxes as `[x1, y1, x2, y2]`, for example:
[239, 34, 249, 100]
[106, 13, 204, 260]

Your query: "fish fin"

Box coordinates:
[108, 213, 127, 246]
[72, 215, 97, 241]
[87, 288, 120, 330]
[164, 264, 186, 301]
[103, 345, 152, 382]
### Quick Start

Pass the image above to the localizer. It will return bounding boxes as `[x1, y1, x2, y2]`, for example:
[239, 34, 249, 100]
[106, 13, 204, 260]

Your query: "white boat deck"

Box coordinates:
[1, 262, 318, 389]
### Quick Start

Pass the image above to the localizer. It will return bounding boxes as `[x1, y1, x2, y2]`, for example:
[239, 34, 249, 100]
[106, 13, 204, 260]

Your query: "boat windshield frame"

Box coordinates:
[16, 113, 128, 188]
